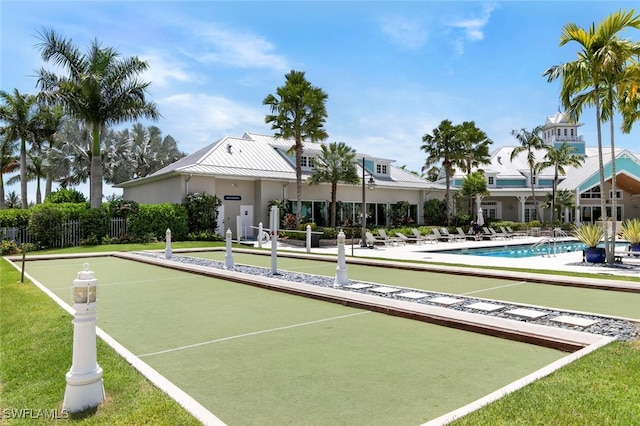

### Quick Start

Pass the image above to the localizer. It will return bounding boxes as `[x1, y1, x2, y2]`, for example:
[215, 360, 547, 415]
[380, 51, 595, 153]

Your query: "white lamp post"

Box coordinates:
[63, 263, 105, 413]
[224, 228, 234, 269]
[360, 159, 376, 247]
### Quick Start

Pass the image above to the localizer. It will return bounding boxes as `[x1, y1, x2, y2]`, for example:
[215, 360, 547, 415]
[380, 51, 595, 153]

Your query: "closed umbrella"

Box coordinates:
[477, 207, 485, 227]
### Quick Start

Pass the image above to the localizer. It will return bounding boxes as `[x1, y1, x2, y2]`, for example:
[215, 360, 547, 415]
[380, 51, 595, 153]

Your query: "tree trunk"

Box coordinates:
[294, 139, 303, 226]
[20, 138, 27, 209]
[608, 105, 617, 264]
[330, 182, 337, 228]
[90, 125, 103, 208]
[594, 87, 609, 262]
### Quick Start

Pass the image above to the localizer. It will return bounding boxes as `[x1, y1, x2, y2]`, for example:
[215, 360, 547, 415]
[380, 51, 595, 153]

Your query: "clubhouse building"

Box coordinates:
[119, 132, 447, 238]
[449, 111, 640, 225]
[119, 111, 640, 236]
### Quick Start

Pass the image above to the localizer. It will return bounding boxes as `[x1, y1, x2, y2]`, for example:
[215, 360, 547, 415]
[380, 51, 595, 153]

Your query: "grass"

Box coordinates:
[451, 340, 640, 425]
[3, 241, 640, 424]
[0, 257, 202, 425]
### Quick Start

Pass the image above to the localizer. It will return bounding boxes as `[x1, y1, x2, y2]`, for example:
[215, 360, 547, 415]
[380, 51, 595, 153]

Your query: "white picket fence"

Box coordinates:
[1, 217, 128, 248]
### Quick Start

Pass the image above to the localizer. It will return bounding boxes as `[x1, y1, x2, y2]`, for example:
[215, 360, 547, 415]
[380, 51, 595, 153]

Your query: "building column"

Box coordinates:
[517, 196, 528, 223]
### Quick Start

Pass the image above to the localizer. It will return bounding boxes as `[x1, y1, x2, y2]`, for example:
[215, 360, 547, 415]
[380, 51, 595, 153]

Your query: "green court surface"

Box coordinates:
[192, 251, 640, 320]
[24, 256, 565, 425]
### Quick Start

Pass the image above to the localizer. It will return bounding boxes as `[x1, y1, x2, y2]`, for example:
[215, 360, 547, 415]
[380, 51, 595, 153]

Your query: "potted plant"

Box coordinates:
[573, 224, 604, 263]
[621, 218, 640, 253]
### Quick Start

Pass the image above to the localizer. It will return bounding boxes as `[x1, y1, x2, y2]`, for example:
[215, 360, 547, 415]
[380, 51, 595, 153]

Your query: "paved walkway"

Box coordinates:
[256, 236, 640, 279]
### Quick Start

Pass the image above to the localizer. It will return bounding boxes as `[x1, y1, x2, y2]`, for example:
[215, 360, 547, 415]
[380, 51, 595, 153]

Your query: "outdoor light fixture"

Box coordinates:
[72, 263, 98, 307]
[361, 159, 376, 248]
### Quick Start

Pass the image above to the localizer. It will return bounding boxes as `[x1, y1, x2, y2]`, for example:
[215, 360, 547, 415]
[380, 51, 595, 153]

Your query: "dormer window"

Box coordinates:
[301, 156, 315, 169]
[376, 164, 387, 175]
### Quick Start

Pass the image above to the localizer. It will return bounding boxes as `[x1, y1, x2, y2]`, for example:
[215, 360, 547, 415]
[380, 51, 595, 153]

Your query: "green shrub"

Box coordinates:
[45, 188, 87, 204]
[106, 199, 139, 218]
[0, 208, 31, 229]
[1, 240, 19, 255]
[128, 204, 188, 241]
[423, 199, 446, 226]
[79, 208, 109, 244]
[183, 192, 221, 234]
[187, 230, 222, 241]
[27, 206, 66, 249]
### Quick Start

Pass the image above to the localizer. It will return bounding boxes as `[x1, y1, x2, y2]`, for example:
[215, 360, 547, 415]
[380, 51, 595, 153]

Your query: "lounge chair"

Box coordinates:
[440, 227, 465, 242]
[412, 228, 437, 244]
[481, 227, 498, 240]
[500, 226, 514, 239]
[456, 227, 478, 241]
[365, 231, 391, 247]
[506, 226, 527, 238]
[395, 232, 420, 244]
[432, 228, 455, 242]
[377, 228, 405, 246]
[488, 227, 508, 240]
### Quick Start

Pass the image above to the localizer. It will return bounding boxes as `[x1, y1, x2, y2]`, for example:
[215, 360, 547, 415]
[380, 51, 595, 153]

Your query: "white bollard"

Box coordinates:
[270, 205, 279, 274]
[63, 264, 105, 413]
[258, 222, 264, 249]
[165, 228, 172, 259]
[236, 215, 242, 243]
[334, 230, 348, 287]
[224, 228, 234, 269]
[306, 224, 311, 253]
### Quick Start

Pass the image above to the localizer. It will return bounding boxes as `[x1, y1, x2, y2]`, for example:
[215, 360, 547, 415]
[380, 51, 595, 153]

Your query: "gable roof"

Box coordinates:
[118, 132, 446, 190]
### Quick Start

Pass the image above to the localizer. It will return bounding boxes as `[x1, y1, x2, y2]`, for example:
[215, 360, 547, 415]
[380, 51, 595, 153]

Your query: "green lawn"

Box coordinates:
[2, 242, 639, 425]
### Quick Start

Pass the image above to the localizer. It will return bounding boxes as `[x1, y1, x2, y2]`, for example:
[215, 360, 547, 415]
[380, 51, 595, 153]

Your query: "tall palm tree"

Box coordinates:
[544, 9, 640, 263]
[421, 119, 465, 225]
[510, 126, 547, 222]
[0, 135, 19, 209]
[264, 70, 329, 225]
[0, 89, 40, 208]
[307, 141, 359, 227]
[34, 103, 65, 199]
[454, 121, 493, 213]
[36, 28, 160, 208]
[537, 142, 584, 224]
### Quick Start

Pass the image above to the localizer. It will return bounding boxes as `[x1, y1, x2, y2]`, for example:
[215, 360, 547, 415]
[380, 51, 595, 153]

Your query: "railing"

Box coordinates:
[1, 218, 128, 248]
[530, 237, 557, 257]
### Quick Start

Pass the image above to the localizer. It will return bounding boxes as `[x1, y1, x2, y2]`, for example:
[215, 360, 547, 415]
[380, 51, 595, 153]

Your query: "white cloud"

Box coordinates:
[188, 23, 289, 71]
[158, 93, 267, 150]
[380, 16, 428, 50]
[140, 51, 197, 89]
[447, 2, 497, 54]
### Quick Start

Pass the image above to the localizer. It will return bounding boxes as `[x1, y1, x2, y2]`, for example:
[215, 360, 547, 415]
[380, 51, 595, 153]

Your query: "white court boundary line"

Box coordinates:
[461, 281, 528, 295]
[5, 258, 226, 426]
[138, 311, 370, 358]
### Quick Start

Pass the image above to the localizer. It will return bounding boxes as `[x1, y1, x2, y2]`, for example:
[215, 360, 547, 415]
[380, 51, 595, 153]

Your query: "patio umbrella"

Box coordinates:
[477, 207, 485, 227]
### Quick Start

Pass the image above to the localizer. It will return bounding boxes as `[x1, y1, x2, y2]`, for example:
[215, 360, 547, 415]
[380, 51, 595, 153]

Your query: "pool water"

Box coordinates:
[434, 241, 619, 258]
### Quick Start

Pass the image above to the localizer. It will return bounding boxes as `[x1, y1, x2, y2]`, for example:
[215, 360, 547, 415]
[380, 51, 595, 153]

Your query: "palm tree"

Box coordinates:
[510, 126, 547, 222]
[537, 142, 584, 224]
[455, 121, 493, 213]
[0, 135, 19, 209]
[541, 189, 576, 222]
[36, 28, 160, 208]
[0, 89, 40, 208]
[307, 142, 359, 227]
[421, 119, 465, 225]
[264, 70, 329, 225]
[4, 190, 20, 208]
[34, 103, 65, 199]
[544, 9, 640, 263]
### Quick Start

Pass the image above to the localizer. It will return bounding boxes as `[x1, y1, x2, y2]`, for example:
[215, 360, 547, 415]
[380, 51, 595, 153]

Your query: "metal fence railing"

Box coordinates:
[1, 218, 128, 248]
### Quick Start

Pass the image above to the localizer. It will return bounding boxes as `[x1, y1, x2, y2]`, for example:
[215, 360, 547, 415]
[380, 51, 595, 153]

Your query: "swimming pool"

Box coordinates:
[434, 241, 593, 258]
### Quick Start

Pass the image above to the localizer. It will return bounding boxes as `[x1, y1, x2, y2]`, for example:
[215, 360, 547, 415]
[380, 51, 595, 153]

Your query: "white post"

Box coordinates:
[306, 224, 312, 253]
[165, 228, 172, 259]
[270, 205, 279, 274]
[63, 264, 105, 413]
[258, 222, 264, 249]
[334, 229, 348, 287]
[224, 228, 234, 269]
[236, 215, 242, 243]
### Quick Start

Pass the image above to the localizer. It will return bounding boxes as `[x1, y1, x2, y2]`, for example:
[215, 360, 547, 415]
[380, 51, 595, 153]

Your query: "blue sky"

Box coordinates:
[2, 1, 640, 201]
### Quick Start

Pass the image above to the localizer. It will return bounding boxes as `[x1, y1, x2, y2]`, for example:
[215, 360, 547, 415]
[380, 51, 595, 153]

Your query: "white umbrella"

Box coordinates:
[477, 207, 485, 227]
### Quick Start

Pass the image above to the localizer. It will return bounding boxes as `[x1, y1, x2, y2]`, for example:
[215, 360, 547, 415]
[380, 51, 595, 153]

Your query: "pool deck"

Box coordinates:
[258, 236, 640, 279]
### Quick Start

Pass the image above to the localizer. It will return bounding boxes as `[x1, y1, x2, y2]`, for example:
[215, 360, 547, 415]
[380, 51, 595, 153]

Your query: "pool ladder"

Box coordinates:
[530, 238, 557, 257]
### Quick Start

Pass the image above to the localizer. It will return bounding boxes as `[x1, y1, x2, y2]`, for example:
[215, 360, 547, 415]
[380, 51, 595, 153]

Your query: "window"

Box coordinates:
[570, 129, 574, 137]
[564, 128, 567, 136]
[580, 186, 601, 199]
[488, 176, 494, 185]
[532, 176, 537, 185]
[557, 129, 560, 136]
[609, 190, 622, 199]
[300, 156, 315, 169]
[376, 164, 387, 174]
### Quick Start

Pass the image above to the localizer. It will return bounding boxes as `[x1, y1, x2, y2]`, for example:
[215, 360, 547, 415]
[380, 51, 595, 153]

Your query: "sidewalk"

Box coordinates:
[255, 236, 640, 279]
